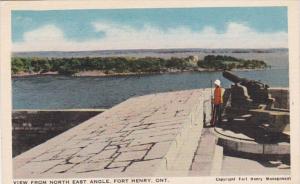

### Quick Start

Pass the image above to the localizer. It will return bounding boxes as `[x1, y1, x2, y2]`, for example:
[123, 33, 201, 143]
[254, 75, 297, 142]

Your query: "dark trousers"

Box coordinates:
[212, 104, 222, 125]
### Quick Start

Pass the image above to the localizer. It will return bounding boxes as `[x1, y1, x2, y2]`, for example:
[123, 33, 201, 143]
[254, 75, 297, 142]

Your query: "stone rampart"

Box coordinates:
[14, 89, 211, 178]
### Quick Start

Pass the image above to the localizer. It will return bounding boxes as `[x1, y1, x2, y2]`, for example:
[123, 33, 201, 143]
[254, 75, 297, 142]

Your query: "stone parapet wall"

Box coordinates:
[269, 88, 289, 109]
[13, 89, 211, 178]
[12, 111, 102, 157]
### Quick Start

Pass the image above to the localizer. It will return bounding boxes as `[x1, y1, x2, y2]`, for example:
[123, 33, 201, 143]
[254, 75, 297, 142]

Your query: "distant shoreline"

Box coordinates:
[12, 69, 208, 78]
[12, 68, 268, 78]
[11, 55, 269, 77]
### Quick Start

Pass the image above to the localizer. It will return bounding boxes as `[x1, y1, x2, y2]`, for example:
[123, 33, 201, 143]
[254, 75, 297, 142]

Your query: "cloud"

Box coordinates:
[13, 22, 288, 52]
[23, 25, 64, 42]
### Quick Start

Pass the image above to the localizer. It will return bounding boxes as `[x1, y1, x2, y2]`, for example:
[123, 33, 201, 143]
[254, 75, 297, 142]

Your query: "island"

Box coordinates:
[11, 55, 268, 77]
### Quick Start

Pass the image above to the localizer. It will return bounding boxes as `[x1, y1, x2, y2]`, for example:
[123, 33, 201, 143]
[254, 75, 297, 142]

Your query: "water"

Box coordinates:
[13, 50, 289, 109]
[13, 68, 288, 109]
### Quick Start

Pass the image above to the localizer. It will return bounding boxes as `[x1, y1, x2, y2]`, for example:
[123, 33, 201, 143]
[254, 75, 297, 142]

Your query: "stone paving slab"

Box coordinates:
[14, 89, 211, 178]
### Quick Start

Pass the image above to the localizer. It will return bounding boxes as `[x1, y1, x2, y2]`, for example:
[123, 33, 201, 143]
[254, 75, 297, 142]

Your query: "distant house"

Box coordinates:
[187, 55, 199, 67]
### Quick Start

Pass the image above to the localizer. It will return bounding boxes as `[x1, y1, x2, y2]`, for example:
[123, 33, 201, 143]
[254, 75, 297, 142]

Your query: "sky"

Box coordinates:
[12, 7, 288, 52]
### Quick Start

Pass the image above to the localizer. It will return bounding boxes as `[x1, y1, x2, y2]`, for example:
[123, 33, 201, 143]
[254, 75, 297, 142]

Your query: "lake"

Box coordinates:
[12, 50, 289, 109]
[12, 69, 288, 109]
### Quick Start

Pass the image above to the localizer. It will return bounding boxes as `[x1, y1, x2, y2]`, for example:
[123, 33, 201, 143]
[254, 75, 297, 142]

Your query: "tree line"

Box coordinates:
[11, 55, 268, 75]
[198, 55, 268, 70]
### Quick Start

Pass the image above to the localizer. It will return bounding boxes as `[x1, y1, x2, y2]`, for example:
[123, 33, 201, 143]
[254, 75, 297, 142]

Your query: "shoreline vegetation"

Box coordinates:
[12, 55, 269, 77]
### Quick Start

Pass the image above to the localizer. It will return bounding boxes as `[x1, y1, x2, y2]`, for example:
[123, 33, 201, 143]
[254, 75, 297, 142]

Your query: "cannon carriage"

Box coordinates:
[222, 71, 289, 135]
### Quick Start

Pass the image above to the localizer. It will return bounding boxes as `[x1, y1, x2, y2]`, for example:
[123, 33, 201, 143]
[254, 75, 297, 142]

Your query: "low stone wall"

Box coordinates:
[13, 111, 102, 157]
[13, 89, 210, 178]
[269, 88, 289, 109]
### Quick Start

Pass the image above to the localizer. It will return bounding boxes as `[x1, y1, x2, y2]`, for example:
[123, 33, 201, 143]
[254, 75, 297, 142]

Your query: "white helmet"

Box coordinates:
[214, 79, 221, 86]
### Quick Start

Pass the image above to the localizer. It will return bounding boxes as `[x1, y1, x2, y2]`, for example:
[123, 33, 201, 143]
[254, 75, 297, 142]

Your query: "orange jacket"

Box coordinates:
[214, 86, 223, 105]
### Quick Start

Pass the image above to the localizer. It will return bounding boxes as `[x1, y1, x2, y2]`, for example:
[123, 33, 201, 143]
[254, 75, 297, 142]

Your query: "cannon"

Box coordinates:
[223, 71, 274, 109]
[221, 71, 289, 135]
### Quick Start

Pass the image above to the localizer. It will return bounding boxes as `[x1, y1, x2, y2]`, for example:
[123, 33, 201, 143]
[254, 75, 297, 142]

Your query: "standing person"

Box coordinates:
[210, 79, 223, 126]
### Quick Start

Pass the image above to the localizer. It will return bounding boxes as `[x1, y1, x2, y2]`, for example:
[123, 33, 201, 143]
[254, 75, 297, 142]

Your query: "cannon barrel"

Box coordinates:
[222, 70, 271, 104]
[222, 71, 249, 84]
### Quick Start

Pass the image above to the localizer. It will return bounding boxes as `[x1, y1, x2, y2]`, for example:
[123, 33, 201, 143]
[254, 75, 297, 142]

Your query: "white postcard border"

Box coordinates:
[1, 1, 299, 184]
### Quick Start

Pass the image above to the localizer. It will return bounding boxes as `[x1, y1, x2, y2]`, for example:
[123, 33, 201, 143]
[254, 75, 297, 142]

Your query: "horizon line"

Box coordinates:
[12, 47, 289, 53]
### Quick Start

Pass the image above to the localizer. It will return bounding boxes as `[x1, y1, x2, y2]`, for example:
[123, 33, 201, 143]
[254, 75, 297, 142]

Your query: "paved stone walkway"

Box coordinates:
[14, 89, 210, 178]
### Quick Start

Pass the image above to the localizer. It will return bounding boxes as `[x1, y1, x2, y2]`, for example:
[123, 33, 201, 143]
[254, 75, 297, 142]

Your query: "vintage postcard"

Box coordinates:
[1, 0, 299, 184]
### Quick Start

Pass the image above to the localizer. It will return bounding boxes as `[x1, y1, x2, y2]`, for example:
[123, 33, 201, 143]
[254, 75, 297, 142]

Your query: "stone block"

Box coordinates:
[87, 149, 118, 162]
[114, 150, 147, 162]
[119, 144, 152, 153]
[191, 160, 211, 172]
[144, 142, 172, 160]
[192, 154, 213, 163]
[17, 159, 64, 175]
[75, 167, 125, 177]
[107, 161, 131, 169]
[48, 164, 75, 173]
[148, 122, 183, 129]
[125, 159, 162, 176]
[129, 135, 175, 146]
[110, 140, 132, 146]
[110, 136, 125, 142]
[70, 160, 111, 173]
[31, 150, 62, 162]
[75, 142, 107, 156]
[237, 142, 263, 154]
[69, 156, 90, 164]
[219, 138, 238, 151]
[263, 144, 290, 154]
[62, 139, 92, 150]
[121, 124, 149, 132]
[104, 145, 119, 150]
[54, 148, 81, 159]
